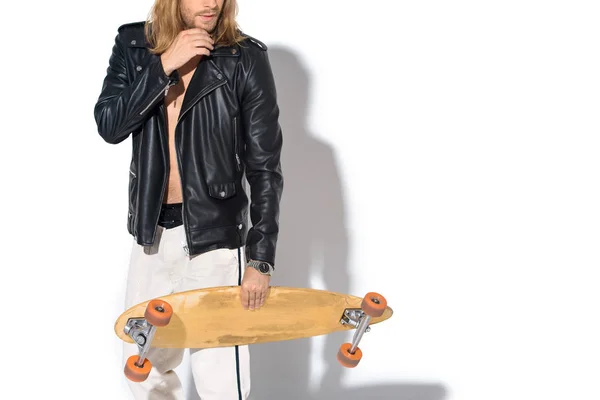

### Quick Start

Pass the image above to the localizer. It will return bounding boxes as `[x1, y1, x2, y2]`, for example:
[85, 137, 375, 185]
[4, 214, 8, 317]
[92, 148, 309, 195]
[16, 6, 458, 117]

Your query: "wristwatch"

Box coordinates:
[247, 259, 274, 276]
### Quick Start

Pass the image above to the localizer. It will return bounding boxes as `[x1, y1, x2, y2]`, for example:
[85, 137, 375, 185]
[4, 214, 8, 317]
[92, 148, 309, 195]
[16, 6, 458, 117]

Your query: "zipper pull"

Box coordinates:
[181, 238, 189, 256]
[165, 80, 177, 96]
[235, 154, 241, 171]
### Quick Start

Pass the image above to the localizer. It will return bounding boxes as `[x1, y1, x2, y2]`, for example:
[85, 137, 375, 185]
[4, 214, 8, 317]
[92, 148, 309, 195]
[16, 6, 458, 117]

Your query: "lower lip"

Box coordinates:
[199, 15, 215, 21]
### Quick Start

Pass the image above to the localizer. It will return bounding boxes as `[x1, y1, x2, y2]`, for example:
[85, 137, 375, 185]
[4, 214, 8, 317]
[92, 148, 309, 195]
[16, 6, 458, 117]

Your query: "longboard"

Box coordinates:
[114, 286, 392, 381]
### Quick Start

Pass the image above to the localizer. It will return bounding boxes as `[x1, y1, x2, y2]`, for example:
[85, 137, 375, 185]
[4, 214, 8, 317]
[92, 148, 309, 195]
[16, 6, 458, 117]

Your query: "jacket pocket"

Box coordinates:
[208, 182, 236, 199]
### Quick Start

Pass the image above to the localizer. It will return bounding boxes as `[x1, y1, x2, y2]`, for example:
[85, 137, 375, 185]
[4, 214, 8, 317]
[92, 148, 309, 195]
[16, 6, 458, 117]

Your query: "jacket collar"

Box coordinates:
[125, 24, 241, 58]
[123, 24, 239, 119]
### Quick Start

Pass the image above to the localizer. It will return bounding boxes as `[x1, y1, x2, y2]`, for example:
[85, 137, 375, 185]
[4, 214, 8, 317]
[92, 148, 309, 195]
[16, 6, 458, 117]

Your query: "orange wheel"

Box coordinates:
[144, 299, 173, 327]
[361, 292, 387, 318]
[124, 355, 152, 382]
[337, 342, 362, 368]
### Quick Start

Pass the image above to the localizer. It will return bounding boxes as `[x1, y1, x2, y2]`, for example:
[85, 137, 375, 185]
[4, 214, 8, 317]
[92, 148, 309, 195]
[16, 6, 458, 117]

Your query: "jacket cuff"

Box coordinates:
[245, 247, 276, 267]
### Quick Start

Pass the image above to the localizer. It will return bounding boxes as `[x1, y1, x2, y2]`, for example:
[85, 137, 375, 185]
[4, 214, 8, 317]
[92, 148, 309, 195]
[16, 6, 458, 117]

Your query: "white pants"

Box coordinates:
[122, 225, 250, 399]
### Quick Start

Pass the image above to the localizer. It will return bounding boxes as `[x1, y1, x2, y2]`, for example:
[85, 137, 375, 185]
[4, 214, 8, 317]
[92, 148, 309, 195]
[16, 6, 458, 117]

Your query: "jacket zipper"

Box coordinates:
[150, 77, 227, 255]
[175, 124, 192, 255]
[176, 80, 227, 124]
[174, 80, 226, 255]
[149, 104, 170, 245]
[233, 117, 241, 171]
[139, 80, 176, 116]
[143, 79, 177, 246]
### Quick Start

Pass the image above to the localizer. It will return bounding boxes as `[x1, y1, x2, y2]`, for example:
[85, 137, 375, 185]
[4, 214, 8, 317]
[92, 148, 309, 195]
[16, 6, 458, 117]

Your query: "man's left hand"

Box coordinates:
[241, 266, 270, 310]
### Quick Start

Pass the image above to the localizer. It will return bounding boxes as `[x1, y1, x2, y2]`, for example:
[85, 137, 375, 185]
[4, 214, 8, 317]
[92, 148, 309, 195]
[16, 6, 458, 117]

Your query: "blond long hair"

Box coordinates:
[144, 0, 246, 54]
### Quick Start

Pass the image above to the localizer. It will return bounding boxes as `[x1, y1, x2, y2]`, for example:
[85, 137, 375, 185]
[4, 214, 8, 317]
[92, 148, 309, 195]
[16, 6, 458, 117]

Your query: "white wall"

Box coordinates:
[3, 0, 600, 399]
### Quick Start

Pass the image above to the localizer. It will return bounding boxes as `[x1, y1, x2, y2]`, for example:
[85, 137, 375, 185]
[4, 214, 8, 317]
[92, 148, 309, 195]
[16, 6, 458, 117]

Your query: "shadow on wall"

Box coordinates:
[186, 45, 448, 399]
[237, 46, 449, 400]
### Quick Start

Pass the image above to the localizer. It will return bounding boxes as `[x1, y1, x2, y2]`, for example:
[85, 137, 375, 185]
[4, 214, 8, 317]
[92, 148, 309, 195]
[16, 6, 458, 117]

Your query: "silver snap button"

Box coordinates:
[136, 65, 142, 71]
[238, 224, 242, 229]
[131, 40, 137, 45]
[216, 73, 223, 79]
[219, 191, 226, 197]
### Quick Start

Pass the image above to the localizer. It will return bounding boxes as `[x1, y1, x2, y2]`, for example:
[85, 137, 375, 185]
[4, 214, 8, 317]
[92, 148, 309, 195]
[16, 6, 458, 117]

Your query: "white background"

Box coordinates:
[2, 1, 599, 399]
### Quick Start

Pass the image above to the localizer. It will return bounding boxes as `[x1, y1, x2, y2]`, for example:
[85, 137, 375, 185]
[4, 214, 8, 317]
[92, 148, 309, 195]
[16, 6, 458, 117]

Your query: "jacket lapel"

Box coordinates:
[178, 57, 228, 123]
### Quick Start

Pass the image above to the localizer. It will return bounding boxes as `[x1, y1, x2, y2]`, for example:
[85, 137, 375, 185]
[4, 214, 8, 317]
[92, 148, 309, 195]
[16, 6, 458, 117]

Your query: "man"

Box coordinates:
[93, 0, 283, 398]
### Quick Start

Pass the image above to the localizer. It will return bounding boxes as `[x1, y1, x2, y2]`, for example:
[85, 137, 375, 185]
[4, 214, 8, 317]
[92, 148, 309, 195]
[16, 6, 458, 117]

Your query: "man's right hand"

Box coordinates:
[160, 29, 214, 76]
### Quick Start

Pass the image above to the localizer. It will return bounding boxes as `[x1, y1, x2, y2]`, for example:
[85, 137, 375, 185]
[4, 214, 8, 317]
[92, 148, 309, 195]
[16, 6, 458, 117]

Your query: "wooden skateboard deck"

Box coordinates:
[116, 286, 392, 381]
[115, 286, 393, 349]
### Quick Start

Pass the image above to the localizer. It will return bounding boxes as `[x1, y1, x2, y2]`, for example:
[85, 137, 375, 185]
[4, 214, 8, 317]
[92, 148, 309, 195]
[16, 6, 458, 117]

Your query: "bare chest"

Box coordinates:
[162, 66, 197, 203]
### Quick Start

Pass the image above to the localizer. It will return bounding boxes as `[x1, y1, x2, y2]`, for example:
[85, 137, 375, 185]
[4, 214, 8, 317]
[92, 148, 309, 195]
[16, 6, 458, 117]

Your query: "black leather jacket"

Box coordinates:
[93, 22, 283, 266]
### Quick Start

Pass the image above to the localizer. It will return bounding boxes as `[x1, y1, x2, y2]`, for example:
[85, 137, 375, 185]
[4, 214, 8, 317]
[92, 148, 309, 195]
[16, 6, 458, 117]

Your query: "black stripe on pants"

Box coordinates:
[236, 247, 243, 400]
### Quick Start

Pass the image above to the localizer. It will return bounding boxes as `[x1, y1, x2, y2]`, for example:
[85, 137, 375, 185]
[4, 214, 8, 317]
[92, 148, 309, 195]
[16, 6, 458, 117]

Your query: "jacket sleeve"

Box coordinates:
[93, 32, 177, 144]
[241, 49, 284, 266]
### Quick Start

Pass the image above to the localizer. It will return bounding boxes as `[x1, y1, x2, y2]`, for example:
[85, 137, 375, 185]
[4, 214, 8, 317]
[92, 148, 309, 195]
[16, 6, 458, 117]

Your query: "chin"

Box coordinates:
[196, 23, 216, 32]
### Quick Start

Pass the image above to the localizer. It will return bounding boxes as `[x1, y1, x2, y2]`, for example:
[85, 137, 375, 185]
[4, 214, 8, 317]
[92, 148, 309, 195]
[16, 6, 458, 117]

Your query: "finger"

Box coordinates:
[183, 31, 214, 43]
[241, 287, 249, 309]
[194, 49, 211, 57]
[249, 291, 257, 310]
[182, 28, 213, 37]
[192, 46, 211, 57]
[190, 39, 214, 50]
[187, 33, 214, 43]
[259, 290, 266, 307]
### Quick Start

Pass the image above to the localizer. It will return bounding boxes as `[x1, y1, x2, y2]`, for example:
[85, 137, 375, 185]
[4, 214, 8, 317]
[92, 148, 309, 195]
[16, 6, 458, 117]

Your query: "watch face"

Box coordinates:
[259, 263, 270, 273]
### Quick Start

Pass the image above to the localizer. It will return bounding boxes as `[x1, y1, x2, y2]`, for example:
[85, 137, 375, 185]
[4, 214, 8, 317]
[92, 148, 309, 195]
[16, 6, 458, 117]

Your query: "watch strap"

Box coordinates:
[247, 259, 274, 275]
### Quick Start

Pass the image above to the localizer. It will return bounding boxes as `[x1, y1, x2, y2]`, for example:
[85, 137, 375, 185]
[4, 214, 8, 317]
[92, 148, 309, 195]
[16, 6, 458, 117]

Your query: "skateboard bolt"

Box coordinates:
[135, 334, 146, 346]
